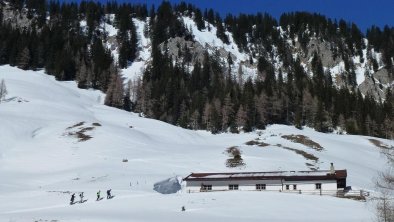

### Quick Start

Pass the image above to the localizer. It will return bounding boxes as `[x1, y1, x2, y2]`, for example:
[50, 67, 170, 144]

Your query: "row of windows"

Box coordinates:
[256, 184, 266, 190]
[202, 184, 265, 190]
[285, 184, 297, 190]
[201, 185, 212, 190]
[282, 183, 322, 190]
[201, 183, 322, 190]
[229, 184, 239, 190]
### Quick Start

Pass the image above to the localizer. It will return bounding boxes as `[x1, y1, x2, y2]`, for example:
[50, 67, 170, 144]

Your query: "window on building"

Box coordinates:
[293, 185, 297, 190]
[315, 183, 322, 189]
[229, 184, 239, 190]
[285, 185, 290, 190]
[201, 185, 212, 191]
[256, 184, 266, 190]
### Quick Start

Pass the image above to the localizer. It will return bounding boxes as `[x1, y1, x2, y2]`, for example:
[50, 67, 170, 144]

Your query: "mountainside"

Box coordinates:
[0, 1, 393, 136]
[1, 65, 394, 221]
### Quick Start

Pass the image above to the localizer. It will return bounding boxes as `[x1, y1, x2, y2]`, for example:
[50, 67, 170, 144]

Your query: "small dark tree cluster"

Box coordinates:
[115, 4, 138, 68]
[367, 26, 394, 74]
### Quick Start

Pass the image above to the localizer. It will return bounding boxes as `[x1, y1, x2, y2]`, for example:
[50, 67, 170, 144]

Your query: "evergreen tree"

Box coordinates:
[123, 80, 133, 111]
[235, 105, 247, 131]
[16, 47, 30, 70]
[194, 9, 205, 31]
[221, 93, 234, 131]
[216, 14, 229, 44]
[116, 5, 138, 68]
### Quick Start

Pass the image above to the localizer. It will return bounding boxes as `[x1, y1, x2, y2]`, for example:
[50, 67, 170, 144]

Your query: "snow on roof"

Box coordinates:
[184, 170, 347, 181]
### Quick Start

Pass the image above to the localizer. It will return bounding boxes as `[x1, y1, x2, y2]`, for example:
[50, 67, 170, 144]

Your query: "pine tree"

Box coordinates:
[300, 90, 313, 126]
[227, 52, 233, 77]
[237, 63, 244, 86]
[116, 6, 138, 68]
[236, 105, 247, 130]
[294, 106, 303, 129]
[255, 93, 267, 128]
[123, 80, 132, 111]
[216, 14, 229, 44]
[337, 114, 346, 134]
[194, 9, 205, 31]
[17, 47, 30, 70]
[221, 93, 234, 131]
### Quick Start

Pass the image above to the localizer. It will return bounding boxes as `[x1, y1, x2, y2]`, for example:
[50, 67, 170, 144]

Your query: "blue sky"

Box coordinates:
[64, 0, 394, 32]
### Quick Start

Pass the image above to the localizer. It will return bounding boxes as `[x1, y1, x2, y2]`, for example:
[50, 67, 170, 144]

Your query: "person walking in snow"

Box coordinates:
[70, 193, 75, 205]
[97, 190, 101, 201]
[106, 189, 112, 199]
[79, 192, 84, 203]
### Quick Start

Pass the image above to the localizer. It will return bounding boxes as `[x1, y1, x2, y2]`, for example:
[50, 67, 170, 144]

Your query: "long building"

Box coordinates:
[183, 167, 347, 193]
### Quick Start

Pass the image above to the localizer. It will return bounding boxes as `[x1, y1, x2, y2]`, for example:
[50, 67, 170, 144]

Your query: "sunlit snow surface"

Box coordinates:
[0, 65, 393, 221]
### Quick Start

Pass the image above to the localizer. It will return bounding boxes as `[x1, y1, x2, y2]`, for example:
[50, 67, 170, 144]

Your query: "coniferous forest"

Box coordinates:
[0, 0, 393, 139]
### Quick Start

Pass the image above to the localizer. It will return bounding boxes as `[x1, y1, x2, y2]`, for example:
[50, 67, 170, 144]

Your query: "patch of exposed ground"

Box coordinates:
[245, 140, 269, 147]
[225, 146, 245, 168]
[281, 134, 324, 151]
[368, 139, 394, 150]
[64, 122, 101, 142]
[275, 144, 319, 170]
[66, 121, 85, 129]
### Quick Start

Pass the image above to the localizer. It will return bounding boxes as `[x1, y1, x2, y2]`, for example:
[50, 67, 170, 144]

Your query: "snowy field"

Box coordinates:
[0, 65, 393, 221]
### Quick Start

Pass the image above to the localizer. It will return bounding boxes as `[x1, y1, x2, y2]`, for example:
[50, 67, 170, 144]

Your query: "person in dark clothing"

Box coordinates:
[106, 189, 111, 199]
[97, 190, 101, 201]
[70, 193, 75, 204]
[79, 192, 84, 203]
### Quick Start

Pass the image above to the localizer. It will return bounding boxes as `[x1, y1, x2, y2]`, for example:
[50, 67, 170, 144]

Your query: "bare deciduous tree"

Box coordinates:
[0, 79, 8, 103]
[376, 148, 394, 222]
[202, 102, 212, 130]
[235, 105, 247, 129]
[255, 93, 268, 126]
[105, 72, 125, 109]
[189, 110, 200, 130]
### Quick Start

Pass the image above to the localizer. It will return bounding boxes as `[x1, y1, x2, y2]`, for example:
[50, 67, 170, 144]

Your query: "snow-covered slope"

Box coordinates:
[0, 65, 393, 221]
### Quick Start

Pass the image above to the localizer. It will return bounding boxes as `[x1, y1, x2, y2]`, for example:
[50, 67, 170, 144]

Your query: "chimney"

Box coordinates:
[330, 163, 335, 174]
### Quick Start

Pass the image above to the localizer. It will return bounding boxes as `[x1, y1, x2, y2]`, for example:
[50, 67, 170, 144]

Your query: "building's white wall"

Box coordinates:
[185, 179, 338, 193]
[283, 180, 337, 191]
[186, 179, 283, 192]
[240, 184, 283, 191]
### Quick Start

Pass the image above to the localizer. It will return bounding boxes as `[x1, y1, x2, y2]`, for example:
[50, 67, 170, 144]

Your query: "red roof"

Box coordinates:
[183, 170, 347, 182]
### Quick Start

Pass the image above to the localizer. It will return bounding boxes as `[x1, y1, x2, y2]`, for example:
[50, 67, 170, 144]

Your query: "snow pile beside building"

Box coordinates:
[153, 176, 182, 194]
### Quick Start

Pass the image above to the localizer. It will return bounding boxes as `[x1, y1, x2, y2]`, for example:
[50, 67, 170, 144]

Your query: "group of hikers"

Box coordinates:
[70, 189, 113, 205]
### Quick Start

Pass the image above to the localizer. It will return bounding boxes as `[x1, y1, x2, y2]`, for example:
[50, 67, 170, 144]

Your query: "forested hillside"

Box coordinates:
[0, 0, 393, 138]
